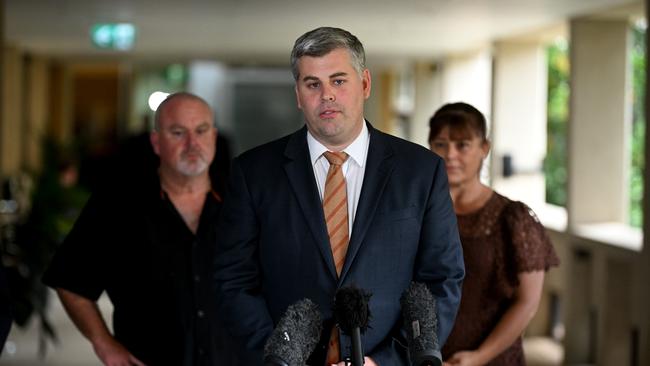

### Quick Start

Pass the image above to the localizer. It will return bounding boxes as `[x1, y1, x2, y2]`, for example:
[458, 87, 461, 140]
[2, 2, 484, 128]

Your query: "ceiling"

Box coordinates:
[5, 0, 644, 64]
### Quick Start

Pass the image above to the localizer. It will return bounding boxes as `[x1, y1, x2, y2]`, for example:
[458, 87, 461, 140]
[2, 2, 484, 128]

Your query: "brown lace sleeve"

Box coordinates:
[503, 201, 560, 273]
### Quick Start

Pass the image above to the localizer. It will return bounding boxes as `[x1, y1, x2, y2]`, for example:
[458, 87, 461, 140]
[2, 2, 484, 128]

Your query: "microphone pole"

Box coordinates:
[350, 326, 364, 366]
[333, 286, 372, 366]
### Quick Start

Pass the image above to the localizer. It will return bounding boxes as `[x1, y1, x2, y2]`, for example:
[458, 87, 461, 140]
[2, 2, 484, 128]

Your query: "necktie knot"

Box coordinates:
[323, 151, 349, 166]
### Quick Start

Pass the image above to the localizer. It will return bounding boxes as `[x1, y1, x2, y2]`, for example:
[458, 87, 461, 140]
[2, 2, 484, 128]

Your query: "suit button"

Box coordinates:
[197, 310, 205, 318]
[194, 275, 201, 282]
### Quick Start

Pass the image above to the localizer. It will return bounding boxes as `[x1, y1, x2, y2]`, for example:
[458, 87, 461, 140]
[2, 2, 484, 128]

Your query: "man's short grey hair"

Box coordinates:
[153, 92, 214, 131]
[290, 27, 366, 81]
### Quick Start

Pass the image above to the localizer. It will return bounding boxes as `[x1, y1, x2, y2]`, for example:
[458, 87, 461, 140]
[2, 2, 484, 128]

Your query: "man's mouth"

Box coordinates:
[319, 109, 339, 119]
[183, 152, 203, 160]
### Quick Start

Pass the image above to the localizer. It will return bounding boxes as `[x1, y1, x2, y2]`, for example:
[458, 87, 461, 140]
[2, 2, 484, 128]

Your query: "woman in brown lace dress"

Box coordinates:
[428, 102, 559, 366]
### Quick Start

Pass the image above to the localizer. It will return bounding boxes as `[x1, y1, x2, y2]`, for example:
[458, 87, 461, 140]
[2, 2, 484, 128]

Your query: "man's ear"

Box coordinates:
[150, 131, 161, 156]
[362, 69, 371, 99]
[295, 84, 303, 110]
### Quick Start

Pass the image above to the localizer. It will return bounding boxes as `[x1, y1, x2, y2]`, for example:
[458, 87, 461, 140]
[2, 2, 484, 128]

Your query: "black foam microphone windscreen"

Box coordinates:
[264, 298, 323, 366]
[400, 282, 442, 366]
[333, 286, 372, 365]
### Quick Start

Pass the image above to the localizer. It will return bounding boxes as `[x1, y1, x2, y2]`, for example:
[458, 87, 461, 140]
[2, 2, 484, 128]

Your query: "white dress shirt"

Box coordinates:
[308, 121, 370, 235]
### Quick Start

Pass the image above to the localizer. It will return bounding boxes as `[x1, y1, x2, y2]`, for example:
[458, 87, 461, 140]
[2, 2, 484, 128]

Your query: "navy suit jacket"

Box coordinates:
[215, 122, 464, 365]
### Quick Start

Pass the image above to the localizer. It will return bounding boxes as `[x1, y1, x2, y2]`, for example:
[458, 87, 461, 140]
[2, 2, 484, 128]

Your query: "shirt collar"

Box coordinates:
[307, 120, 369, 167]
[157, 173, 222, 203]
[159, 187, 222, 203]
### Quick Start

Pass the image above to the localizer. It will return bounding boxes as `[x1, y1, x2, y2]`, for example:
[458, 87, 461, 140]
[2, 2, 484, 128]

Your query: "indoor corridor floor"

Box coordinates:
[0, 291, 563, 366]
[0, 290, 109, 365]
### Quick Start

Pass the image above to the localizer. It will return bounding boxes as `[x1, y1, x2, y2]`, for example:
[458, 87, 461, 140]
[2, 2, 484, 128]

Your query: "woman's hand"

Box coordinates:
[444, 350, 482, 366]
[331, 356, 377, 366]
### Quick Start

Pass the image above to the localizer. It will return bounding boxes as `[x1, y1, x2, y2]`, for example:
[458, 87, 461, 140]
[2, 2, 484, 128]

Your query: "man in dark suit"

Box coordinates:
[215, 27, 465, 365]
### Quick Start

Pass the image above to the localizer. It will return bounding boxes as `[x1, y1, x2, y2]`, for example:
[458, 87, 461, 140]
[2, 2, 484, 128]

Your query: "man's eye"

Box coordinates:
[333, 79, 345, 85]
[307, 82, 320, 89]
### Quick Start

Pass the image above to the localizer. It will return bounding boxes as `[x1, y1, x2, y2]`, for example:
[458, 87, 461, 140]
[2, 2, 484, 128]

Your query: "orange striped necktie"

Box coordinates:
[323, 151, 349, 365]
[322, 151, 350, 276]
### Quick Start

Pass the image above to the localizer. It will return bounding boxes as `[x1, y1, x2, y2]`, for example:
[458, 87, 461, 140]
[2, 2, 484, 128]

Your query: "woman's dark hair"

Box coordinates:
[428, 102, 488, 143]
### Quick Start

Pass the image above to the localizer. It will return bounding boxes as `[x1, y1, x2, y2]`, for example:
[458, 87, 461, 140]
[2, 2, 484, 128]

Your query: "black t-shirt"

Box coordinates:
[42, 177, 234, 366]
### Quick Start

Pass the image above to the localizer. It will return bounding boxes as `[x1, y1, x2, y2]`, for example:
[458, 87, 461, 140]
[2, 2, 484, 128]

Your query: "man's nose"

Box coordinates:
[321, 84, 335, 102]
[186, 132, 200, 147]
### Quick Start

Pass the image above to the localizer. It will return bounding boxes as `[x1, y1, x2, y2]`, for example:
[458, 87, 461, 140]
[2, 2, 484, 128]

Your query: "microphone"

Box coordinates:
[400, 282, 442, 366]
[333, 286, 372, 366]
[264, 298, 323, 366]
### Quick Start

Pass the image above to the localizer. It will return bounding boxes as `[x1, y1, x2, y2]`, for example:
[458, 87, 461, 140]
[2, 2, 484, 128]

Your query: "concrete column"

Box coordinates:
[441, 49, 493, 118]
[187, 61, 231, 135]
[439, 49, 493, 182]
[491, 41, 548, 205]
[2, 45, 24, 176]
[402, 53, 491, 148]
[639, 2, 650, 364]
[568, 19, 631, 225]
[410, 62, 442, 148]
[24, 56, 50, 173]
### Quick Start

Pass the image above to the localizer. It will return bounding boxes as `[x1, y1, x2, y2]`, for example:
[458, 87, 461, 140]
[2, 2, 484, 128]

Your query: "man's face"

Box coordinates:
[151, 98, 216, 177]
[295, 48, 371, 150]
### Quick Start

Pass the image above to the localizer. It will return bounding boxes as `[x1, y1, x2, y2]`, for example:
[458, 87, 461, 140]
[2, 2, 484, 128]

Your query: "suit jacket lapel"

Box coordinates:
[340, 123, 395, 281]
[283, 127, 338, 280]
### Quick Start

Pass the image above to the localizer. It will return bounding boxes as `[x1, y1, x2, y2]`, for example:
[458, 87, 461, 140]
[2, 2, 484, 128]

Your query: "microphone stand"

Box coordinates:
[350, 326, 364, 366]
[413, 349, 442, 366]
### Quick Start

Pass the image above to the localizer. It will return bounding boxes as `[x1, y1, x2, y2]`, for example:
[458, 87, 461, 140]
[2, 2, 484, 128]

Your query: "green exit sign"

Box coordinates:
[91, 23, 136, 50]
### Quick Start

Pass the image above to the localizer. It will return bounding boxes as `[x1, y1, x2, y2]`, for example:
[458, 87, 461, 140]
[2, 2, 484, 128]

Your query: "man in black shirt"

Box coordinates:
[0, 261, 11, 354]
[43, 92, 234, 366]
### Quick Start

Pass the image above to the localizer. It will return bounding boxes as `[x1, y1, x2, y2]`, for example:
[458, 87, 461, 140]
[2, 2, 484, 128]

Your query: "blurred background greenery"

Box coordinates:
[544, 23, 645, 228]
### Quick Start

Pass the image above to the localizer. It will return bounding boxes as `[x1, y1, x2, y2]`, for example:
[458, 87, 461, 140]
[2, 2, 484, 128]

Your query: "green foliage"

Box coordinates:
[544, 26, 646, 227]
[4, 138, 90, 355]
[544, 40, 569, 206]
[630, 25, 646, 228]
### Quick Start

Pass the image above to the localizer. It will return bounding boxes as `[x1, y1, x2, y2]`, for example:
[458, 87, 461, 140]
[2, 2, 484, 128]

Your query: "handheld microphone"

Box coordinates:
[333, 286, 372, 366]
[400, 282, 442, 366]
[264, 298, 323, 366]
